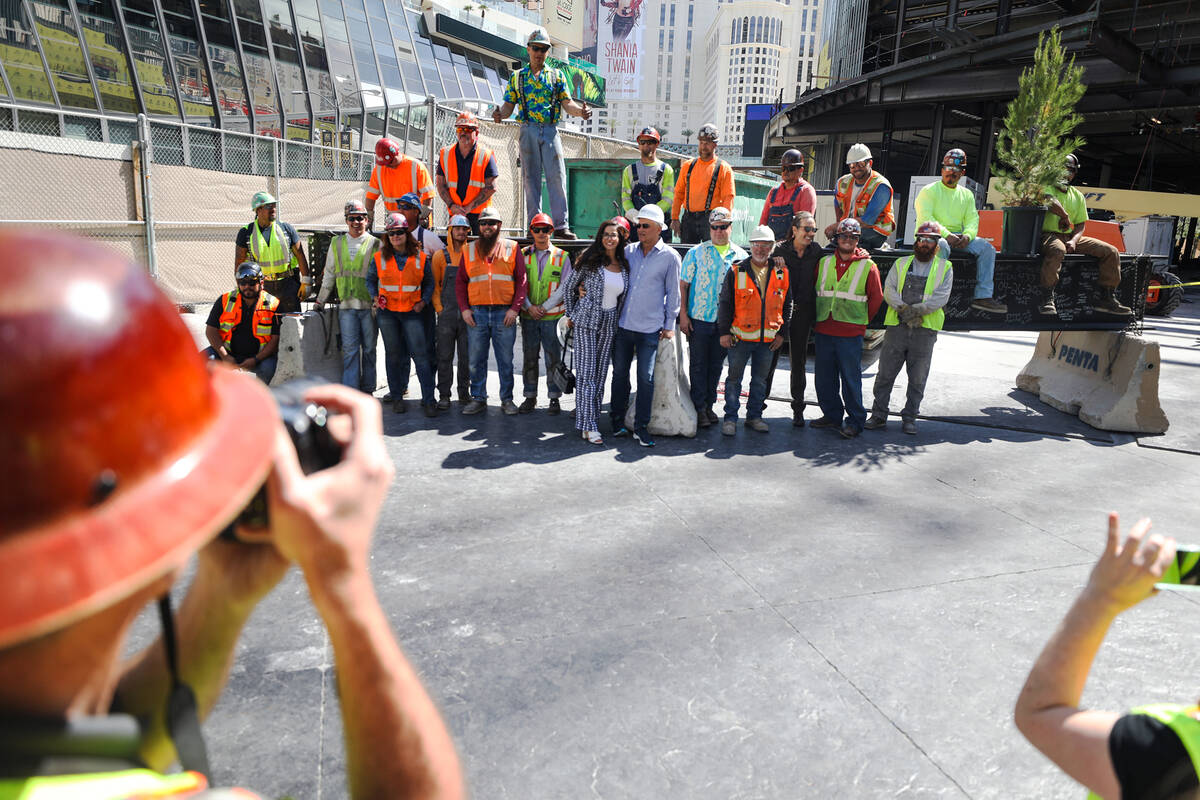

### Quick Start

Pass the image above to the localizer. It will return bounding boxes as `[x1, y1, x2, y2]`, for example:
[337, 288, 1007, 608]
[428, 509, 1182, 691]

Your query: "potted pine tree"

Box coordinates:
[993, 27, 1086, 256]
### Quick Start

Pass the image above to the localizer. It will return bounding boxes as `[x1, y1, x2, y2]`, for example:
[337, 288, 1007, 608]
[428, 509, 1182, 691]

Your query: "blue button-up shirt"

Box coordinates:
[619, 238, 681, 334]
[680, 240, 747, 322]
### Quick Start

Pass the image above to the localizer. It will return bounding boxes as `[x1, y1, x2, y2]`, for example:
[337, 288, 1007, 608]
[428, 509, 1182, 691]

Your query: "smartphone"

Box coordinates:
[1156, 547, 1200, 591]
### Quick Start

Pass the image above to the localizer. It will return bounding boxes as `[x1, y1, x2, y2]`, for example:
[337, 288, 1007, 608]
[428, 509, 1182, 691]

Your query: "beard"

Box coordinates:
[479, 228, 500, 247]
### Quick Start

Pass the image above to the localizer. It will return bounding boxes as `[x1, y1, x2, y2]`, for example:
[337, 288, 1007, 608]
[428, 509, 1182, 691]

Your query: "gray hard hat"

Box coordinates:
[235, 262, 263, 280]
[527, 28, 551, 46]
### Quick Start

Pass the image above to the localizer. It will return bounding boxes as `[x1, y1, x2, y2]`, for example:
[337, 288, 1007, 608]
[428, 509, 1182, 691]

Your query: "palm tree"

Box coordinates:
[681, 128, 694, 144]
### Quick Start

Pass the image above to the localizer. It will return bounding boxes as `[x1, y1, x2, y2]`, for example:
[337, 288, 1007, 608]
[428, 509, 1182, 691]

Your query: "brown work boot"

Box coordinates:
[1094, 288, 1132, 316]
[554, 228, 577, 240]
[1037, 287, 1058, 316]
[518, 397, 537, 414]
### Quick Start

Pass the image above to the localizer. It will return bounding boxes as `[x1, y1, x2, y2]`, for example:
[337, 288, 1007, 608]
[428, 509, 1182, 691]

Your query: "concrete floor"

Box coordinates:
[151, 294, 1200, 799]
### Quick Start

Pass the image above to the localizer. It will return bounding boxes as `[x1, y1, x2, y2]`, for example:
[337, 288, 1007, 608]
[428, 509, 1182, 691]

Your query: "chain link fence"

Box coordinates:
[0, 98, 654, 304]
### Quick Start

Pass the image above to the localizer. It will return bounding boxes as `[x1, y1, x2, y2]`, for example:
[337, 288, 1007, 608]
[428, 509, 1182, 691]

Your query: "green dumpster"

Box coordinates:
[548, 158, 778, 244]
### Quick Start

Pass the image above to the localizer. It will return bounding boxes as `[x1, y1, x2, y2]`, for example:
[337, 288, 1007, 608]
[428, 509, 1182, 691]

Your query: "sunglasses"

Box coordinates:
[782, 165, 802, 172]
[838, 233, 861, 240]
[849, 160, 870, 169]
[916, 235, 939, 244]
[347, 214, 367, 222]
[237, 277, 260, 286]
[529, 44, 549, 52]
[798, 226, 817, 233]
[480, 220, 500, 226]
[636, 223, 658, 229]
[456, 126, 475, 135]
[258, 204, 277, 210]
[530, 226, 553, 234]
[399, 204, 419, 211]
[710, 223, 731, 231]
[387, 230, 408, 236]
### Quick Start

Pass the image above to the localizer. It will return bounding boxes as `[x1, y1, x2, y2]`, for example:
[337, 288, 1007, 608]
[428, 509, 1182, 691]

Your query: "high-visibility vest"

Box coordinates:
[815, 254, 872, 325]
[367, 159, 430, 212]
[1085, 703, 1200, 800]
[464, 239, 518, 307]
[0, 768, 264, 799]
[883, 254, 951, 331]
[246, 222, 297, 277]
[432, 240, 465, 314]
[218, 290, 279, 347]
[521, 245, 568, 320]
[331, 234, 374, 303]
[835, 171, 895, 238]
[374, 250, 427, 312]
[730, 261, 789, 343]
[439, 144, 493, 208]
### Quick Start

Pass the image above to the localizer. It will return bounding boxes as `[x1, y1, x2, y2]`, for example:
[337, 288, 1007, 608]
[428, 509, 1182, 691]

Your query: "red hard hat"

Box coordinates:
[0, 231, 276, 649]
[529, 212, 554, 230]
[611, 216, 631, 233]
[374, 137, 401, 167]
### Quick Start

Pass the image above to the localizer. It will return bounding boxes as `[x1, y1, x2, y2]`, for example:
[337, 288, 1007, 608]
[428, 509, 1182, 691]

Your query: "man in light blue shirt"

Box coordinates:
[610, 204, 681, 448]
[678, 207, 746, 427]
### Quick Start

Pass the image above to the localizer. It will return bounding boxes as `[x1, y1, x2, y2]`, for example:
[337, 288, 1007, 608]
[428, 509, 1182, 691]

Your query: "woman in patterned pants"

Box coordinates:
[564, 219, 629, 445]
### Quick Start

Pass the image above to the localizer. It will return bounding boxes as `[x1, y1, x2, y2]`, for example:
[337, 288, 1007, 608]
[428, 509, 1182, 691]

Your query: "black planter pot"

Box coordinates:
[1001, 206, 1047, 256]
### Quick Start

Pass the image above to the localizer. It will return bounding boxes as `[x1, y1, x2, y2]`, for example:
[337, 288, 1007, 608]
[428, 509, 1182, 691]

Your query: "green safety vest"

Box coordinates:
[521, 246, 568, 320]
[0, 768, 233, 799]
[814, 254, 872, 325]
[883, 255, 952, 331]
[247, 222, 298, 278]
[1086, 703, 1200, 799]
[332, 234, 374, 303]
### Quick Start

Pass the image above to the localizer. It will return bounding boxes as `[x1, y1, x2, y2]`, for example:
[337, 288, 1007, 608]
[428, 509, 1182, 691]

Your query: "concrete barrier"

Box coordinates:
[624, 328, 698, 438]
[1016, 330, 1169, 433]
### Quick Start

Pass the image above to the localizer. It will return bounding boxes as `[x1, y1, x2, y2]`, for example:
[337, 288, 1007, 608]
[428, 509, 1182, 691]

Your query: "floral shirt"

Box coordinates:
[680, 240, 747, 322]
[504, 67, 569, 124]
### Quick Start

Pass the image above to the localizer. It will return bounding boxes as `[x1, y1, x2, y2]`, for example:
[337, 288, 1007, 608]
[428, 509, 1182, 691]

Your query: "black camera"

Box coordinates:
[220, 378, 344, 539]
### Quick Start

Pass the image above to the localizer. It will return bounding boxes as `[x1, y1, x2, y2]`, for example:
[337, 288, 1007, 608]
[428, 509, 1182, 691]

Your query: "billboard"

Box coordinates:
[596, 0, 644, 100]
[544, 0, 585, 51]
[546, 55, 607, 107]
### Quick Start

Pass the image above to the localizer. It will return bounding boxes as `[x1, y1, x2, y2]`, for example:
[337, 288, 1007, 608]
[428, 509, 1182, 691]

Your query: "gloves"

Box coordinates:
[297, 275, 310, 302]
[899, 305, 922, 326]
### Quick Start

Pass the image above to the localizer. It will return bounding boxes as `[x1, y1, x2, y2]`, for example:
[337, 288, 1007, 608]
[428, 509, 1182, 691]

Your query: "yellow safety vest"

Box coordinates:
[521, 245, 568, 320]
[883, 255, 951, 331]
[332, 234, 374, 303]
[814, 255, 872, 325]
[246, 222, 297, 278]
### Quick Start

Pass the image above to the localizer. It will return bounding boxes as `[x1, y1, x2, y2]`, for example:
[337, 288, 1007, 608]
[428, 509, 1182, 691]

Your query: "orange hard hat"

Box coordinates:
[0, 231, 277, 649]
[529, 212, 554, 230]
[454, 111, 479, 129]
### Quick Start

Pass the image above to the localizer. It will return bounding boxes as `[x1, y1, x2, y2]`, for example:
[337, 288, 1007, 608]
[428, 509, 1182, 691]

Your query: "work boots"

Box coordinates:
[1037, 286, 1058, 316]
[1094, 287, 1133, 316]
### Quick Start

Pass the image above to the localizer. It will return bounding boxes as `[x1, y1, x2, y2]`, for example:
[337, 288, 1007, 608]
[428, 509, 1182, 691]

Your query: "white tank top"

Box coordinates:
[602, 268, 623, 310]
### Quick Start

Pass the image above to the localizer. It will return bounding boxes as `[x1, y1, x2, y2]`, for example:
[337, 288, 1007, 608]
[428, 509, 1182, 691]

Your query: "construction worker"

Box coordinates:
[203, 262, 281, 384]
[436, 111, 499, 235]
[493, 27, 592, 238]
[388, 191, 445, 403]
[369, 213, 436, 417]
[915, 149, 1007, 314]
[432, 214, 472, 409]
[0, 230, 464, 800]
[810, 218, 883, 439]
[671, 124, 735, 244]
[455, 206, 529, 416]
[864, 221, 953, 435]
[824, 143, 895, 250]
[365, 137, 435, 229]
[679, 207, 746, 427]
[315, 200, 380, 392]
[235, 191, 310, 313]
[520, 212, 573, 415]
[1038, 153, 1132, 317]
[621, 126, 675, 243]
[760, 149, 817, 242]
[717, 225, 793, 435]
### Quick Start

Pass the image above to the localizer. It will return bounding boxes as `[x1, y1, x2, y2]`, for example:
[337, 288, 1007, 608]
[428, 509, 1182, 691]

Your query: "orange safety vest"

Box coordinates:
[367, 158, 432, 212]
[835, 171, 895, 238]
[431, 240, 465, 313]
[218, 290, 279, 347]
[730, 262, 789, 343]
[374, 250, 427, 312]
[464, 239, 518, 307]
[439, 144, 493, 208]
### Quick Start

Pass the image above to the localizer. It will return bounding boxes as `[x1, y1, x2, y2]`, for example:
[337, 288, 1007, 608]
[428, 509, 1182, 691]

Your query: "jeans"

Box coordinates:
[396, 305, 436, 395]
[871, 325, 938, 421]
[724, 340, 773, 422]
[337, 308, 377, 392]
[202, 346, 277, 384]
[687, 320, 726, 410]
[521, 316, 564, 399]
[519, 122, 568, 229]
[858, 228, 887, 250]
[814, 332, 866, 431]
[610, 327, 660, 434]
[466, 305, 517, 401]
[377, 309, 434, 405]
[938, 236, 996, 299]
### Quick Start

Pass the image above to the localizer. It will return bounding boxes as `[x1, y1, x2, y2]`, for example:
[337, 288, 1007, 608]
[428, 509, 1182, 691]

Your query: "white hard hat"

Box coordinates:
[637, 204, 667, 230]
[846, 143, 872, 164]
[448, 214, 471, 228]
[748, 225, 776, 243]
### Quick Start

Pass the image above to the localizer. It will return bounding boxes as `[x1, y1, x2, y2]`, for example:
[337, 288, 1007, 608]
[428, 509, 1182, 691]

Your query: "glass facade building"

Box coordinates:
[0, 0, 514, 145]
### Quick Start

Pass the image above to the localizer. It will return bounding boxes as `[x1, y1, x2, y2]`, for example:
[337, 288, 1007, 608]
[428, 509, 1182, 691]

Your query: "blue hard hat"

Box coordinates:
[398, 192, 422, 208]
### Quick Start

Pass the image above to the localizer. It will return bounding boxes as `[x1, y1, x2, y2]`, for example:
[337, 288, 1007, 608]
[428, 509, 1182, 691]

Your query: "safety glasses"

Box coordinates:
[530, 226, 553, 234]
[456, 126, 476, 135]
[916, 235, 939, 244]
[709, 224, 731, 231]
[346, 214, 367, 222]
[237, 277, 260, 286]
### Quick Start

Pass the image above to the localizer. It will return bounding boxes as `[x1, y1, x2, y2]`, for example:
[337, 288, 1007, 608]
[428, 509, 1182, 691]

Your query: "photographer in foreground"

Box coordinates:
[0, 231, 463, 799]
[1015, 513, 1189, 800]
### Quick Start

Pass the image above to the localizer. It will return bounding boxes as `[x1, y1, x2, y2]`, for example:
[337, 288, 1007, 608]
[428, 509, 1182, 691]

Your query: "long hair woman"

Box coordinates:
[374, 213, 436, 416]
[564, 219, 630, 445]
